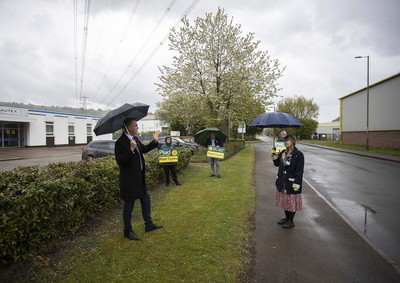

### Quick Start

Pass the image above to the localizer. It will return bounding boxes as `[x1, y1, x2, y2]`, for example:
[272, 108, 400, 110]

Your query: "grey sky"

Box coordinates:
[1, 0, 399, 122]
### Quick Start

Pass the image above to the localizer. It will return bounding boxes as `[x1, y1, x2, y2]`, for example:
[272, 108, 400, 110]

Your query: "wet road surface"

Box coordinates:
[259, 136, 400, 266]
[250, 140, 400, 282]
[300, 143, 400, 265]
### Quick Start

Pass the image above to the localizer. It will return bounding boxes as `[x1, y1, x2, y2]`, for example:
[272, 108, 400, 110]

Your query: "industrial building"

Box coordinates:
[339, 72, 400, 149]
[316, 118, 340, 141]
[0, 105, 112, 147]
[0, 105, 169, 148]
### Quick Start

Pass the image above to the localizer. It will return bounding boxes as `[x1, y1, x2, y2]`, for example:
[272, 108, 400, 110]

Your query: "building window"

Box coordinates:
[68, 125, 75, 136]
[46, 122, 54, 136]
[87, 124, 92, 136]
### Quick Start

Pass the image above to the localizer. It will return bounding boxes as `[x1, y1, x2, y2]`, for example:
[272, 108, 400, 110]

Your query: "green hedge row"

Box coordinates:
[0, 148, 192, 267]
[190, 140, 246, 163]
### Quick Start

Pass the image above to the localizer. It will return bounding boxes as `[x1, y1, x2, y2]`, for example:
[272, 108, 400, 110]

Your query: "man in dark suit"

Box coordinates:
[115, 118, 163, 241]
[204, 132, 223, 178]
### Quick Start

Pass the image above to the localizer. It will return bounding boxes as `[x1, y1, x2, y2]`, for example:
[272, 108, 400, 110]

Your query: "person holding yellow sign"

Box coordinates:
[160, 136, 180, 186]
[205, 132, 224, 178]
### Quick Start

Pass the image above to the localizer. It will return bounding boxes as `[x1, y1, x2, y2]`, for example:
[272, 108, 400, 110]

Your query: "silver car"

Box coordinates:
[81, 140, 115, 160]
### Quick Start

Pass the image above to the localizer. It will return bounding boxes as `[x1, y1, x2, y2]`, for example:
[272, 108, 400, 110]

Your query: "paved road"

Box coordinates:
[299, 142, 400, 265]
[0, 146, 83, 171]
[249, 141, 400, 282]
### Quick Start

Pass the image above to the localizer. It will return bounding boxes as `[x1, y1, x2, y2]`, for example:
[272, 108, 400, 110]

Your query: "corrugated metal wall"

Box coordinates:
[342, 91, 367, 131]
[342, 74, 400, 132]
[370, 75, 400, 130]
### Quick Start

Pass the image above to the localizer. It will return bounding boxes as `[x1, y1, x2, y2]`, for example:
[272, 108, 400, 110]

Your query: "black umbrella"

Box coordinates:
[194, 127, 227, 146]
[250, 112, 303, 128]
[94, 102, 149, 136]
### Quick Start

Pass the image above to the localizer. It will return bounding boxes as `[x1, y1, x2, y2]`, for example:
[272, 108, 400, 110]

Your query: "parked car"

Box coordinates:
[82, 140, 115, 160]
[158, 136, 199, 154]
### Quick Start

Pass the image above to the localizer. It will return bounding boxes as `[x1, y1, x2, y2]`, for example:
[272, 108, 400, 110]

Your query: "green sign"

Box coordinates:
[158, 149, 179, 163]
[206, 146, 225, 159]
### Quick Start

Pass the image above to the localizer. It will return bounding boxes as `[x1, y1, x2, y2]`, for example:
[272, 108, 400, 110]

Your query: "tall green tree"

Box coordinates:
[276, 95, 319, 138]
[276, 95, 319, 120]
[156, 7, 284, 135]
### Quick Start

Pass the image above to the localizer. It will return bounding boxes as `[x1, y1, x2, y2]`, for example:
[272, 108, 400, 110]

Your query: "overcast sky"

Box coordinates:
[1, 0, 399, 122]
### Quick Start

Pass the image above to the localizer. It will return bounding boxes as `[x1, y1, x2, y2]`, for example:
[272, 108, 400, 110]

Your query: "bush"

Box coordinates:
[0, 148, 191, 267]
[191, 140, 246, 163]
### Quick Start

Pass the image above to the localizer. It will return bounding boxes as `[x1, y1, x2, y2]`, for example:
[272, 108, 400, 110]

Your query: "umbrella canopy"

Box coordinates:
[194, 127, 227, 146]
[250, 112, 303, 128]
[94, 102, 149, 136]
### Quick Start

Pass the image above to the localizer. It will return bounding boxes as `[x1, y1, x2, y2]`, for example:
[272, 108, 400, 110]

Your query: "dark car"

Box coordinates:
[158, 136, 199, 154]
[82, 140, 115, 160]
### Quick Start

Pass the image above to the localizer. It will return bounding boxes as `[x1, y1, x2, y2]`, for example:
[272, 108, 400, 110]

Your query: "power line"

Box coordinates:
[78, 0, 91, 107]
[91, 0, 141, 101]
[86, 0, 111, 80]
[73, 0, 78, 106]
[105, 0, 200, 106]
[97, 0, 177, 105]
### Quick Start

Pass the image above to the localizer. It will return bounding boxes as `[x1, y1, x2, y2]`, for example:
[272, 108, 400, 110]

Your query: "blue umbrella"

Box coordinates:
[94, 102, 149, 136]
[250, 112, 303, 128]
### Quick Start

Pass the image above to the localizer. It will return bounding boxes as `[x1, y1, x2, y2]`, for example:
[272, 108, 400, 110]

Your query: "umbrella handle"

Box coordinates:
[124, 124, 133, 140]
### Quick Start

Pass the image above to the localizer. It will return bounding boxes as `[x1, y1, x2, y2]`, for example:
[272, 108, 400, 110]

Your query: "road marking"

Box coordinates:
[304, 178, 400, 273]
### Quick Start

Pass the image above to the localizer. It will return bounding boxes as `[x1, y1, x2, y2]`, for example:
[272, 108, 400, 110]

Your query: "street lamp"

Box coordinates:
[355, 55, 370, 150]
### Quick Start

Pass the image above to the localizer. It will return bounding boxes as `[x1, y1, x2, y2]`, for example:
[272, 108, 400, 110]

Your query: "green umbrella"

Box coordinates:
[194, 127, 227, 146]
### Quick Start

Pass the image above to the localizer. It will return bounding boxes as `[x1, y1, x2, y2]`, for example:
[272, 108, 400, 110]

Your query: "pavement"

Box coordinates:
[1, 144, 400, 282]
[249, 142, 400, 282]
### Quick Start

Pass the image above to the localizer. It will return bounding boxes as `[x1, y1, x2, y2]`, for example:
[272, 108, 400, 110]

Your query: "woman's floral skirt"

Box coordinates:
[275, 191, 303, 212]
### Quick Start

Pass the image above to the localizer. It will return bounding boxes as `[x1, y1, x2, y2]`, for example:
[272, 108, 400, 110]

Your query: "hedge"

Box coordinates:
[0, 148, 192, 267]
[190, 140, 246, 163]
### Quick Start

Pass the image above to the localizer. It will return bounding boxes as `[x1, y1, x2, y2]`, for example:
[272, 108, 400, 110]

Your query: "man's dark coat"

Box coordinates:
[115, 134, 158, 201]
[204, 137, 223, 148]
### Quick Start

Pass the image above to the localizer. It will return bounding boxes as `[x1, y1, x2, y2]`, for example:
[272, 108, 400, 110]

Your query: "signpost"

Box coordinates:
[238, 123, 246, 139]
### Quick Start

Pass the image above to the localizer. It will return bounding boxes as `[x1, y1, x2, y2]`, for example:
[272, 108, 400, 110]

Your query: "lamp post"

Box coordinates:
[355, 55, 369, 150]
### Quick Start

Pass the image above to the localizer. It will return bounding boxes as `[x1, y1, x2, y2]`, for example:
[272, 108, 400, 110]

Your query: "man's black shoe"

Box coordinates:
[145, 223, 163, 232]
[209, 174, 215, 177]
[217, 175, 221, 178]
[124, 230, 140, 240]
[175, 182, 181, 186]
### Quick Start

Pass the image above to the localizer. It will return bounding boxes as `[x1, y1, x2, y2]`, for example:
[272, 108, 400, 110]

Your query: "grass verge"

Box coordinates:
[8, 146, 255, 282]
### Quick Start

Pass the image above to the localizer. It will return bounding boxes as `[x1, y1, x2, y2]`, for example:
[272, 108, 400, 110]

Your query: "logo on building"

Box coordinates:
[0, 106, 26, 117]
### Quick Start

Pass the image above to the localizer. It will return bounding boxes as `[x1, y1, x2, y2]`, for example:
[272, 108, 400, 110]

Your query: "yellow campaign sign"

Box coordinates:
[159, 156, 179, 163]
[206, 146, 225, 159]
[158, 149, 179, 163]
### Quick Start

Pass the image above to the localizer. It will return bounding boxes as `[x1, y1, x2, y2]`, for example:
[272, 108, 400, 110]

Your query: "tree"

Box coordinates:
[276, 96, 319, 138]
[276, 95, 319, 120]
[156, 7, 284, 135]
[295, 118, 319, 139]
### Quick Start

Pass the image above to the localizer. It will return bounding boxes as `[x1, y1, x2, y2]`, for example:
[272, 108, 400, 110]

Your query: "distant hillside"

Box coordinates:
[1, 102, 114, 117]
[1, 102, 154, 117]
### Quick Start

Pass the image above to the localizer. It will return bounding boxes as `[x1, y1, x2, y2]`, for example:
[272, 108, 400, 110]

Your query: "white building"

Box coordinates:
[0, 105, 112, 147]
[138, 114, 169, 133]
[316, 119, 340, 140]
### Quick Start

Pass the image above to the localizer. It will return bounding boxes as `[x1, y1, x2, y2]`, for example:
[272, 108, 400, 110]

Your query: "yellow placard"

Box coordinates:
[158, 156, 178, 163]
[207, 150, 225, 159]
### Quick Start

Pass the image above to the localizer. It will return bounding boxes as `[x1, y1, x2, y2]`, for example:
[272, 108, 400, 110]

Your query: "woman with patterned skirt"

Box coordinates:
[272, 134, 305, 229]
